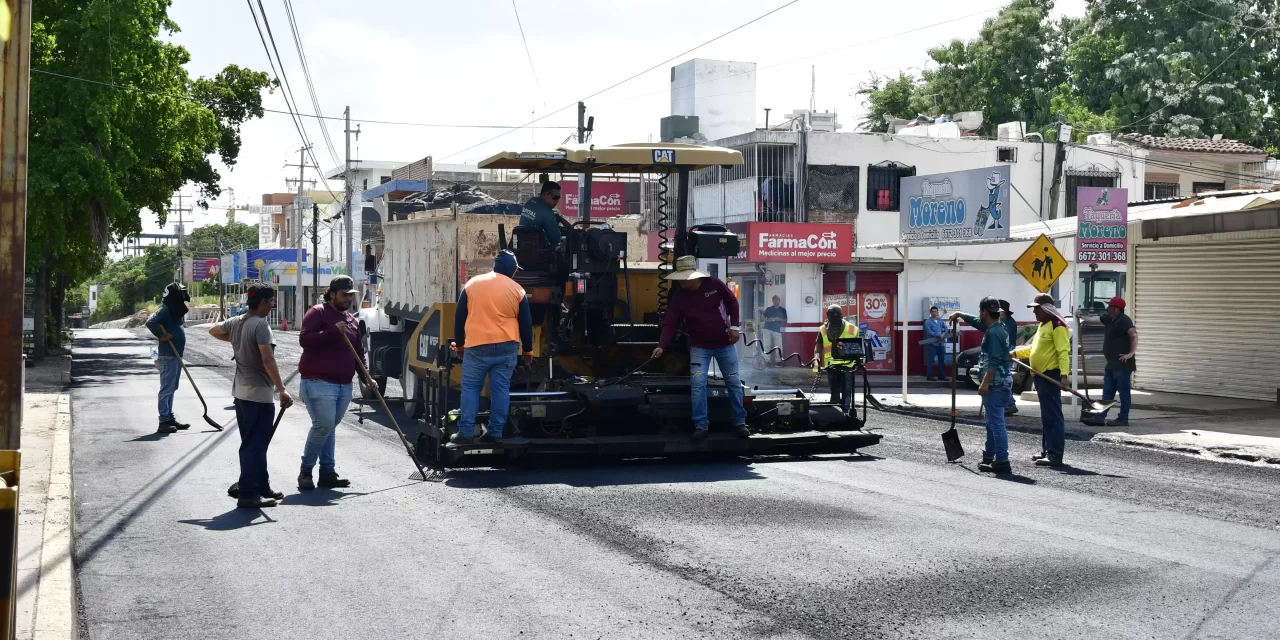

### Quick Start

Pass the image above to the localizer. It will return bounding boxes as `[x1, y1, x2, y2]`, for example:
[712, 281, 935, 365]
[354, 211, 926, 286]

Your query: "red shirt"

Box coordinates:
[298, 303, 366, 384]
[659, 278, 741, 350]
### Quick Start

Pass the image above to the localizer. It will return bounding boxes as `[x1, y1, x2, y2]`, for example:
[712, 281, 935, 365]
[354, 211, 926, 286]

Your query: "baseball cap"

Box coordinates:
[979, 296, 1002, 314]
[328, 275, 358, 294]
[1108, 296, 1126, 309]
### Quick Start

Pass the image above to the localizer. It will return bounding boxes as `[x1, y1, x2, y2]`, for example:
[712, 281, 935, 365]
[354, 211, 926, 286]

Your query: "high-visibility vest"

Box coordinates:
[818, 320, 860, 367]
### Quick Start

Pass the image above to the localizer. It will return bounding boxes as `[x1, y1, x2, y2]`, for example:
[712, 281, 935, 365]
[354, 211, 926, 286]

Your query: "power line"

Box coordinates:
[31, 68, 575, 130]
[510, 0, 546, 109]
[439, 0, 804, 161]
[282, 0, 341, 168]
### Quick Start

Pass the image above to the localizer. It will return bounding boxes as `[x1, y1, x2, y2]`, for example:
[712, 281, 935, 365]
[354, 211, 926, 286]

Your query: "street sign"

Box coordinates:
[1013, 233, 1067, 292]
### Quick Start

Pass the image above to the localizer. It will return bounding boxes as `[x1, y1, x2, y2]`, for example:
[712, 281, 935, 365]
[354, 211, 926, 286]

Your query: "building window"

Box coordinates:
[807, 165, 859, 212]
[997, 147, 1017, 163]
[362, 178, 368, 191]
[1192, 181, 1225, 195]
[866, 161, 915, 211]
[1144, 182, 1179, 200]
[1065, 172, 1118, 217]
[380, 176, 392, 185]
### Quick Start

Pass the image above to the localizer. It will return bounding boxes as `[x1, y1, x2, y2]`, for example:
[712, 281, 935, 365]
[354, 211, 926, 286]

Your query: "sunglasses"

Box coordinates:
[549, 194, 561, 200]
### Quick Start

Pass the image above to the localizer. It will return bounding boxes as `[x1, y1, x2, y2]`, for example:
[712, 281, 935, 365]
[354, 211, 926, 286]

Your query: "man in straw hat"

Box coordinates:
[652, 256, 750, 440]
[1012, 292, 1072, 467]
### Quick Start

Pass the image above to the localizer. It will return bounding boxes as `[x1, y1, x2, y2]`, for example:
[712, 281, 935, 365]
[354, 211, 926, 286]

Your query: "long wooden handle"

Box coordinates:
[1010, 359, 1094, 403]
[337, 329, 428, 479]
[949, 319, 958, 421]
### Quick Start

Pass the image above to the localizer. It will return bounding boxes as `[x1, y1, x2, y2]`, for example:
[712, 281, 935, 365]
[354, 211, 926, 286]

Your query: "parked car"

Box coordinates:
[954, 324, 1065, 392]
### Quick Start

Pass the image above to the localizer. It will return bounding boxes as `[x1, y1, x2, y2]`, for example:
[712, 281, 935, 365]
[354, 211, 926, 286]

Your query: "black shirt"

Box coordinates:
[763, 306, 788, 332]
[1100, 312, 1136, 372]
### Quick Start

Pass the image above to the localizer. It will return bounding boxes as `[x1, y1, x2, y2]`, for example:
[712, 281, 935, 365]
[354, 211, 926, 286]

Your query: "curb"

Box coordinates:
[1093, 433, 1280, 466]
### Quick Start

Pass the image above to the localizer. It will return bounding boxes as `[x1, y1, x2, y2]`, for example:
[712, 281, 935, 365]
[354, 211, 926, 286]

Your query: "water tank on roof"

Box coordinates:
[1086, 133, 1113, 146]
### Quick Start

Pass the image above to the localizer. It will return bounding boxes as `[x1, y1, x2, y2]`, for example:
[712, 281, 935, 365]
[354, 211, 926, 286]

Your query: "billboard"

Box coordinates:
[899, 166, 1011, 245]
[250, 204, 282, 248]
[220, 252, 245, 284]
[745, 222, 852, 263]
[246, 248, 306, 280]
[190, 258, 220, 282]
[1076, 186, 1128, 263]
[561, 180, 627, 218]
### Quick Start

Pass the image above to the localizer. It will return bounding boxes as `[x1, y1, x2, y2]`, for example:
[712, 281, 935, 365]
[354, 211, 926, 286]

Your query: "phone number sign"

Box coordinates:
[1076, 186, 1128, 264]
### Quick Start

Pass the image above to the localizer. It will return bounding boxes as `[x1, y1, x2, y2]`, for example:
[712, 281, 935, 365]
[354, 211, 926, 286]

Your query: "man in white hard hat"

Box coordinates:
[651, 256, 750, 440]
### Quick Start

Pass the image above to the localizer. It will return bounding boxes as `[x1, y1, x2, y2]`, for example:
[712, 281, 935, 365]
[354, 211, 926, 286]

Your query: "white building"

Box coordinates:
[1117, 133, 1280, 199]
[690, 124, 1149, 375]
[87, 283, 104, 315]
[670, 59, 757, 142]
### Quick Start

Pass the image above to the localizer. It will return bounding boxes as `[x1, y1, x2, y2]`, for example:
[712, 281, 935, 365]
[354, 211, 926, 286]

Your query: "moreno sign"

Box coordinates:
[746, 222, 852, 263]
[1076, 186, 1128, 263]
[899, 166, 1011, 245]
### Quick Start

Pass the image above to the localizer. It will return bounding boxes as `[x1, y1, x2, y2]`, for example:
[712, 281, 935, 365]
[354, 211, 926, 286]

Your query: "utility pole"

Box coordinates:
[1046, 118, 1069, 220]
[577, 101, 586, 143]
[343, 106, 355, 280]
[576, 101, 593, 221]
[312, 203, 319, 297]
[285, 144, 316, 329]
[1, 0, 32, 454]
[171, 192, 191, 284]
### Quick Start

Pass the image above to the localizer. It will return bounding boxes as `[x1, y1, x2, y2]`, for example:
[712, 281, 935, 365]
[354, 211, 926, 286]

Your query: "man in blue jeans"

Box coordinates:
[451, 251, 534, 445]
[922, 306, 947, 381]
[1097, 296, 1138, 426]
[297, 275, 372, 490]
[652, 256, 750, 440]
[973, 297, 1012, 473]
[146, 283, 191, 434]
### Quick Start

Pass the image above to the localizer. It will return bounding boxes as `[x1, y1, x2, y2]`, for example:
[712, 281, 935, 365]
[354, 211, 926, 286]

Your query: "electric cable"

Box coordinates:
[282, 0, 341, 168]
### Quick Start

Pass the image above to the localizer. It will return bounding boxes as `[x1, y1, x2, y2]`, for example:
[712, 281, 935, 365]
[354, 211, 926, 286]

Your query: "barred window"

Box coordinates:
[1144, 182, 1179, 200]
[866, 162, 914, 211]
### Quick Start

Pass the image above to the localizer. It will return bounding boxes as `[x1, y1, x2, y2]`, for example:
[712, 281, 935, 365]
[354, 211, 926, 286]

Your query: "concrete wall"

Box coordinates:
[670, 59, 757, 142]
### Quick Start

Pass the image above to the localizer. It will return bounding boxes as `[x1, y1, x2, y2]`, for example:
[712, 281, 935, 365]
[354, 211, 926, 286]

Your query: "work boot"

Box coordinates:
[227, 482, 239, 498]
[980, 458, 993, 466]
[449, 433, 474, 445]
[173, 419, 191, 430]
[1005, 406, 1019, 416]
[156, 421, 178, 434]
[1106, 419, 1129, 427]
[1031, 451, 1047, 462]
[979, 460, 1012, 473]
[478, 433, 503, 444]
[734, 425, 752, 439]
[1034, 454, 1064, 467]
[927, 376, 936, 382]
[297, 472, 315, 491]
[691, 428, 709, 441]
[261, 484, 285, 500]
[236, 495, 278, 509]
[318, 471, 351, 489]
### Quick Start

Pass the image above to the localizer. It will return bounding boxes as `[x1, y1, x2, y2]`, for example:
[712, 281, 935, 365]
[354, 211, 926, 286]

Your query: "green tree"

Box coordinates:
[183, 221, 260, 258]
[855, 72, 928, 132]
[28, 0, 274, 357]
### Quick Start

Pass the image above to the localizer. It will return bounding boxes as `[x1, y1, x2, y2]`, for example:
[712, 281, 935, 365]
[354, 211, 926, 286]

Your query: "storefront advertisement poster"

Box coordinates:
[899, 166, 1011, 245]
[1075, 186, 1128, 263]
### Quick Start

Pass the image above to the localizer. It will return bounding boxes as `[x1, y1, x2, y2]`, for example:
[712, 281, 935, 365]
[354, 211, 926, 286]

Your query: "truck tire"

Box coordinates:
[403, 358, 425, 419]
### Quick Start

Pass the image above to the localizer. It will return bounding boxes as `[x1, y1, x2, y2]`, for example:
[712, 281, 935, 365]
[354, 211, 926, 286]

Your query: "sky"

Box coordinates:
[140, 0, 1087, 240]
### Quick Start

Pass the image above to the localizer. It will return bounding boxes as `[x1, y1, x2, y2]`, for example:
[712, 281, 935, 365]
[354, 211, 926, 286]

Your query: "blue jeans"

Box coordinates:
[234, 399, 277, 500]
[155, 355, 181, 422]
[299, 379, 353, 474]
[689, 345, 747, 430]
[1100, 368, 1132, 421]
[459, 341, 519, 438]
[924, 343, 947, 378]
[1005, 373, 1017, 408]
[1033, 369, 1066, 457]
[983, 381, 1009, 462]
[828, 367, 854, 414]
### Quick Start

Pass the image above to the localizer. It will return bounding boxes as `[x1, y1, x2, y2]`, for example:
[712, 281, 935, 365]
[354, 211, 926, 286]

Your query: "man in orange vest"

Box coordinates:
[451, 250, 534, 445]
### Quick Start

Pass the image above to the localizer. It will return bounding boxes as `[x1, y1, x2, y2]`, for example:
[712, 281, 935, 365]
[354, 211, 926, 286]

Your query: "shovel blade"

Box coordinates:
[941, 427, 965, 461]
[204, 415, 224, 431]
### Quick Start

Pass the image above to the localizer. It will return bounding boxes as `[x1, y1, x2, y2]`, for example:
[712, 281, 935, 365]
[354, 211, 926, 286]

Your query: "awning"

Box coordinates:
[478, 142, 743, 173]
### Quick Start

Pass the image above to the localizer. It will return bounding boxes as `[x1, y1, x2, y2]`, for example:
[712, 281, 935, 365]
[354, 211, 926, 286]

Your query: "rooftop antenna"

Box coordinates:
[809, 65, 817, 114]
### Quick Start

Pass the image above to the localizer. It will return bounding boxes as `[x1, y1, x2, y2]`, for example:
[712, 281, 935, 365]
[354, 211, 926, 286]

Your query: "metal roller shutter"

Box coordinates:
[1133, 239, 1280, 401]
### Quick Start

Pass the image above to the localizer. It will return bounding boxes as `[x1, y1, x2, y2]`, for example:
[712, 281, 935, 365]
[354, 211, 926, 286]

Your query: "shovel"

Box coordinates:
[941, 319, 965, 462]
[164, 338, 223, 431]
[337, 329, 430, 482]
[1075, 313, 1107, 425]
[1011, 359, 1116, 414]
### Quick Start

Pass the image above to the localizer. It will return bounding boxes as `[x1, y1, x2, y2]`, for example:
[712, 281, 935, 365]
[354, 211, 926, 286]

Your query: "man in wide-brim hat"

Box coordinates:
[1013, 292, 1072, 467]
[652, 256, 750, 440]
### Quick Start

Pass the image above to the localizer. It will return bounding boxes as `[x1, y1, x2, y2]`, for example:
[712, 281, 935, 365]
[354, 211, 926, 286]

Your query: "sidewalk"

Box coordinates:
[18, 355, 76, 640]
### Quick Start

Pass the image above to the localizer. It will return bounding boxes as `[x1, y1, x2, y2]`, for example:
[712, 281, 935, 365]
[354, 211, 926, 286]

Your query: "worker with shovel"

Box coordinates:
[967, 297, 1013, 473]
[209, 283, 294, 509]
[296, 275, 373, 491]
[1013, 293, 1072, 467]
[146, 283, 191, 434]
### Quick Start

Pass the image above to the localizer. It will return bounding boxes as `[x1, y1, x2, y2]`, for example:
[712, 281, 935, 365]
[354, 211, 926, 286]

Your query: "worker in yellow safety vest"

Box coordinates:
[815, 304, 860, 414]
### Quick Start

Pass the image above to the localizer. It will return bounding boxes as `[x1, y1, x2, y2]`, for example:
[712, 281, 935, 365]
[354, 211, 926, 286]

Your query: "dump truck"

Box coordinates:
[371, 142, 881, 467]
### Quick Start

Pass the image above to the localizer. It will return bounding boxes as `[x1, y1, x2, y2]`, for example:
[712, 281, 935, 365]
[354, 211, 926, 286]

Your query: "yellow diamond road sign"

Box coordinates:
[1013, 234, 1067, 292]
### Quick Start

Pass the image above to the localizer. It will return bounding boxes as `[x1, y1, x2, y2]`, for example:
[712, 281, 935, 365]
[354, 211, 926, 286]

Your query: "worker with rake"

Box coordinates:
[1013, 293, 1072, 467]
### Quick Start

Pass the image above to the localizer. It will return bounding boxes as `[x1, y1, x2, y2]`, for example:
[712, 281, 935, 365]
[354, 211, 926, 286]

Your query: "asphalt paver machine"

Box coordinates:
[405, 142, 881, 467]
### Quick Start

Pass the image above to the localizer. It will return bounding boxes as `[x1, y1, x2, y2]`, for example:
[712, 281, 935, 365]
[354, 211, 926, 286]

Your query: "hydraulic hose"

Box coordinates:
[656, 172, 673, 319]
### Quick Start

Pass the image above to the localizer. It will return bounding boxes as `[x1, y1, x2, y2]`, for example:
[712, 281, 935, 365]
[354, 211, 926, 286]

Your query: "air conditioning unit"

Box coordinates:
[997, 122, 1026, 142]
[1086, 133, 1112, 146]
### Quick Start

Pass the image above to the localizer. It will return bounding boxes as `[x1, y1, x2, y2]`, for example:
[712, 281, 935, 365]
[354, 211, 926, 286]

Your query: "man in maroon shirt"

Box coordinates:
[652, 256, 750, 440]
[297, 275, 373, 490]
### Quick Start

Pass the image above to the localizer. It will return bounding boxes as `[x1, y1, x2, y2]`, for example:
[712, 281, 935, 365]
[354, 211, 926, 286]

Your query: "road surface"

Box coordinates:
[69, 328, 1280, 639]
